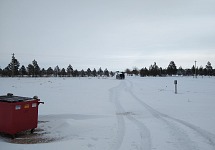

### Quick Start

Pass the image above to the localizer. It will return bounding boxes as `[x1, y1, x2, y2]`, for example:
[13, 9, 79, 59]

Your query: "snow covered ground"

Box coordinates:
[0, 76, 215, 150]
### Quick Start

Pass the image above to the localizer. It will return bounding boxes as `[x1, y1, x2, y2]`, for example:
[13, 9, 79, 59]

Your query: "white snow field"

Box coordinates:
[0, 76, 215, 150]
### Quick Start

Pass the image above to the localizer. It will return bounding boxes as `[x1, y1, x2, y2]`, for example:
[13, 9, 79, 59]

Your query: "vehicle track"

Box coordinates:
[117, 81, 197, 150]
[109, 84, 125, 150]
[126, 79, 215, 150]
[109, 81, 151, 150]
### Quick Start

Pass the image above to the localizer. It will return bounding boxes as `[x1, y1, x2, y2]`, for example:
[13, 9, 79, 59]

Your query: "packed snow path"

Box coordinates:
[0, 77, 215, 150]
[110, 79, 215, 150]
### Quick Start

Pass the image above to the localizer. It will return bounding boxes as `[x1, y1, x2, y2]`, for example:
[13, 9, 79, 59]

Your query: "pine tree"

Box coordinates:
[140, 67, 148, 77]
[198, 66, 204, 76]
[149, 62, 160, 76]
[191, 65, 195, 76]
[8, 53, 20, 77]
[27, 64, 34, 77]
[80, 69, 85, 77]
[104, 68, 109, 77]
[92, 68, 97, 77]
[177, 66, 184, 76]
[110, 71, 114, 77]
[132, 67, 139, 76]
[167, 61, 177, 75]
[54, 66, 60, 77]
[73, 69, 79, 77]
[2, 67, 10, 76]
[67, 64, 73, 77]
[86, 68, 92, 77]
[125, 68, 131, 76]
[206, 61, 213, 76]
[19, 65, 27, 77]
[47, 67, 54, 77]
[98, 67, 103, 77]
[32, 59, 40, 77]
[61, 68, 67, 77]
[40, 68, 46, 77]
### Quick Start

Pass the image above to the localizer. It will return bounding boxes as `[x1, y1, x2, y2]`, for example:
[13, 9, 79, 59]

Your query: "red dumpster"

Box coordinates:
[0, 93, 44, 137]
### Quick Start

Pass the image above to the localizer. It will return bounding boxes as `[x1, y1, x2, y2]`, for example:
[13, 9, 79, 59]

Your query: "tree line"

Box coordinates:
[0, 54, 113, 77]
[125, 61, 214, 77]
[0, 54, 214, 77]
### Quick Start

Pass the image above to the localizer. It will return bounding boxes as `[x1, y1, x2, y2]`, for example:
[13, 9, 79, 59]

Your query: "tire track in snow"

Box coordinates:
[163, 113, 215, 148]
[125, 114, 152, 150]
[109, 81, 151, 150]
[126, 79, 215, 150]
[109, 83, 125, 150]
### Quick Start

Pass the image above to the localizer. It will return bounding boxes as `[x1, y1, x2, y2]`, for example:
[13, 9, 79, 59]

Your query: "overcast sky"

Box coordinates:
[0, 0, 215, 71]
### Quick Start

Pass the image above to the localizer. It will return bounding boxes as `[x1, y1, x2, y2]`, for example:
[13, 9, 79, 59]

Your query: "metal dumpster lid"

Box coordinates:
[0, 93, 35, 103]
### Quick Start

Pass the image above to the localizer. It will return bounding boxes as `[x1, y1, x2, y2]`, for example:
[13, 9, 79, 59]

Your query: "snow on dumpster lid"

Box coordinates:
[0, 93, 34, 103]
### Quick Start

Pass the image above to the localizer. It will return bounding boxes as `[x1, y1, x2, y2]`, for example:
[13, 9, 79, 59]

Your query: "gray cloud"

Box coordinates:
[0, 0, 214, 70]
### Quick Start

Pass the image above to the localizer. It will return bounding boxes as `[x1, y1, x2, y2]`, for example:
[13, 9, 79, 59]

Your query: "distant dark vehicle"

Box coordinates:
[116, 72, 125, 80]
